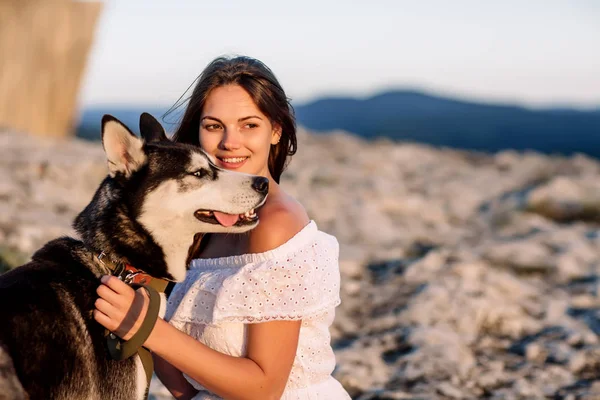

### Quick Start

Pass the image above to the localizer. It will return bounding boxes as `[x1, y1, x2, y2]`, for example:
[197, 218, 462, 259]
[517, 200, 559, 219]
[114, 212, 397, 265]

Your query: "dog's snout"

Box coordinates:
[252, 177, 269, 194]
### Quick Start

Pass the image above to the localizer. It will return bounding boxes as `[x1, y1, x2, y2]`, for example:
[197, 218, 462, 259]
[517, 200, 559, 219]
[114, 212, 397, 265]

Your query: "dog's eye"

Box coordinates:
[192, 169, 207, 178]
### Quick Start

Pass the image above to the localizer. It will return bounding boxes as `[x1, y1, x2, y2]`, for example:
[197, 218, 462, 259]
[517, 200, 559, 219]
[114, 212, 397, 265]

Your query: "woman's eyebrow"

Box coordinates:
[201, 116, 223, 124]
[238, 116, 263, 122]
[201, 116, 263, 123]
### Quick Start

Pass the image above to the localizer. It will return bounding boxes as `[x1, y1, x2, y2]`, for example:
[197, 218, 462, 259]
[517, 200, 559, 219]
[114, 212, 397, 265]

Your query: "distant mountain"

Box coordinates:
[77, 90, 600, 158]
[293, 91, 600, 158]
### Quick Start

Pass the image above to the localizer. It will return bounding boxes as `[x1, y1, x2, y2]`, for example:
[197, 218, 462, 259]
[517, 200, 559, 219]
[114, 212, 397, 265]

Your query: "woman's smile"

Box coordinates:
[216, 155, 249, 169]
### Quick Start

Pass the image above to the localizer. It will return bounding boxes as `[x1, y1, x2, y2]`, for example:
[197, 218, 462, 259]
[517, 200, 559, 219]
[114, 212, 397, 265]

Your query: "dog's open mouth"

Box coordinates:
[194, 209, 258, 227]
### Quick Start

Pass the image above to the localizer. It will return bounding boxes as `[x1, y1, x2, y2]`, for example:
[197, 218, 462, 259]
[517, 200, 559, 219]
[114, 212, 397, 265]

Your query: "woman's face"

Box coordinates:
[199, 84, 281, 179]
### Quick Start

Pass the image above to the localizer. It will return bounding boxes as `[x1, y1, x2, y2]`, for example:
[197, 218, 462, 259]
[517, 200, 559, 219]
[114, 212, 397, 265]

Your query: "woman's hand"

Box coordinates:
[94, 275, 149, 341]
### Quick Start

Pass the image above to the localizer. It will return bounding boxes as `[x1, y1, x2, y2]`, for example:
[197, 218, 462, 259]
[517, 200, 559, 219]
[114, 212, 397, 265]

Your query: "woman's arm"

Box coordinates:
[148, 318, 301, 400]
[95, 278, 300, 400]
[152, 353, 199, 400]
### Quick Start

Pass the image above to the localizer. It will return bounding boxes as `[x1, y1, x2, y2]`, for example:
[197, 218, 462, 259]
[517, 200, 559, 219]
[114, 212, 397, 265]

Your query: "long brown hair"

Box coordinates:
[169, 55, 297, 183]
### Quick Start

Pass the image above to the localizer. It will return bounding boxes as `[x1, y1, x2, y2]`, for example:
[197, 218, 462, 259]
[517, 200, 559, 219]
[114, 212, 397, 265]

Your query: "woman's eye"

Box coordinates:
[193, 169, 207, 178]
[205, 124, 222, 131]
[244, 123, 258, 129]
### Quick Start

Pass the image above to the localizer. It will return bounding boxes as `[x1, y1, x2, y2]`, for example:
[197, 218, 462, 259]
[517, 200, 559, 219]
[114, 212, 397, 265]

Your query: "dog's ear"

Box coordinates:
[101, 115, 147, 178]
[139, 112, 168, 143]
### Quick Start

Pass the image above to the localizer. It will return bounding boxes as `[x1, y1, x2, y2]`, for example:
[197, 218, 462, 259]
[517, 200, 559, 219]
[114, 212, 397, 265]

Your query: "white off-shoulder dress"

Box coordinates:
[165, 221, 351, 399]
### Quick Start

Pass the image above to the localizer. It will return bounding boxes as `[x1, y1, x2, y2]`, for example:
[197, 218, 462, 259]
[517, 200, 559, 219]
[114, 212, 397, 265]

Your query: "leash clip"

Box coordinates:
[97, 251, 107, 264]
[123, 270, 144, 285]
[96, 251, 125, 277]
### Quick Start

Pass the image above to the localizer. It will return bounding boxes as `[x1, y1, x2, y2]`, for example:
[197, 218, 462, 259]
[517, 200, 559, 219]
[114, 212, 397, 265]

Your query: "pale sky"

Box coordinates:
[79, 0, 600, 109]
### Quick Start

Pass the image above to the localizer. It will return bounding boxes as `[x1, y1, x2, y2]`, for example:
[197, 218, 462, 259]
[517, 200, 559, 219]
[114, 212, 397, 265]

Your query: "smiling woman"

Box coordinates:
[171, 56, 297, 184]
[199, 85, 280, 176]
[93, 55, 351, 400]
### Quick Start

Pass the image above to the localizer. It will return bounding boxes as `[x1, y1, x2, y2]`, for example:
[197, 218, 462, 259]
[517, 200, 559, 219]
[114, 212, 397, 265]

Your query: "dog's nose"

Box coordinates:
[252, 177, 269, 194]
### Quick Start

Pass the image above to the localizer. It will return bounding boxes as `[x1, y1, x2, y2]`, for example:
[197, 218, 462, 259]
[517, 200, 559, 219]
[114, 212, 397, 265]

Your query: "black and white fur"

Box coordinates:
[0, 113, 268, 400]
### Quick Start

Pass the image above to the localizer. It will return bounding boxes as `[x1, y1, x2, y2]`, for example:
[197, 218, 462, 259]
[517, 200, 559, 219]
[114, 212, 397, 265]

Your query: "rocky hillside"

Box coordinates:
[2, 128, 600, 399]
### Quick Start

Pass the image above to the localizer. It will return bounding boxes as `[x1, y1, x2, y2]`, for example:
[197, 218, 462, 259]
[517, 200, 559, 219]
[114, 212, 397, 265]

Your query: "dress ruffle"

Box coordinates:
[166, 221, 341, 326]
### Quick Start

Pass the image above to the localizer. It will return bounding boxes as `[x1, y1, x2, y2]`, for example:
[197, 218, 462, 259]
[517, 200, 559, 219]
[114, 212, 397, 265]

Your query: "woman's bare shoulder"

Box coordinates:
[247, 193, 309, 254]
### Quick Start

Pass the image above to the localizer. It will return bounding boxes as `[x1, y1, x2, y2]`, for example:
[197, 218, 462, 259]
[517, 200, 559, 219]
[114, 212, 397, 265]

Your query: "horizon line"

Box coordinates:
[79, 86, 600, 113]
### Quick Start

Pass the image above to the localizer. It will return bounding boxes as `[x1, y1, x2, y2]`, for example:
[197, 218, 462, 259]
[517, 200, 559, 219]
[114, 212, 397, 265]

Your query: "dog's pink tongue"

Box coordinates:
[213, 212, 240, 227]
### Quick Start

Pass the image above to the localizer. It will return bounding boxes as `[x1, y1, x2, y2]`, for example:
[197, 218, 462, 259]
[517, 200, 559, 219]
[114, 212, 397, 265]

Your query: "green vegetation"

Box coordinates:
[0, 245, 28, 274]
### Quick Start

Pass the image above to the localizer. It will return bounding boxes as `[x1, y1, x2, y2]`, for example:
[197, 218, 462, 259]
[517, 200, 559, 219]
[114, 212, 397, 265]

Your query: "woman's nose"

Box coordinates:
[220, 128, 242, 150]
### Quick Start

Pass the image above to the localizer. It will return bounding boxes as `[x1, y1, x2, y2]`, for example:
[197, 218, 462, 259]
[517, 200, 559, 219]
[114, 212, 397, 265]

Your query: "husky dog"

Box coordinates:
[0, 113, 268, 400]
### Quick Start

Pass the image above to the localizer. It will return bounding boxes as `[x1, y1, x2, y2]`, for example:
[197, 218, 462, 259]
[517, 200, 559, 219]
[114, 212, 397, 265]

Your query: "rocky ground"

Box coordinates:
[2, 127, 600, 399]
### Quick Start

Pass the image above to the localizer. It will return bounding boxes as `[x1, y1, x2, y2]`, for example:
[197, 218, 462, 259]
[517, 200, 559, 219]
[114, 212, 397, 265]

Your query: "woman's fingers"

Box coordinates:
[100, 275, 134, 296]
[94, 297, 114, 316]
[96, 283, 122, 305]
[94, 297, 123, 333]
[94, 297, 134, 339]
[98, 275, 135, 313]
[93, 309, 116, 332]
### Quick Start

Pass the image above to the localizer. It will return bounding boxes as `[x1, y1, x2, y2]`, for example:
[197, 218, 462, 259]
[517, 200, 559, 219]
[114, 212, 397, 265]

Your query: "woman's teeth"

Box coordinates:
[221, 157, 248, 163]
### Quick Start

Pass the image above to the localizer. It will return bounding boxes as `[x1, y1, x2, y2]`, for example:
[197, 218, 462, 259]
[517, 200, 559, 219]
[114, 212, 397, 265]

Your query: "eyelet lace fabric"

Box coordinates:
[165, 221, 351, 399]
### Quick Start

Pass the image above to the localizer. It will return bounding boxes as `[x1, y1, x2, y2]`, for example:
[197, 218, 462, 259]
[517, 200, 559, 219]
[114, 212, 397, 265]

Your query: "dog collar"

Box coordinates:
[96, 251, 169, 293]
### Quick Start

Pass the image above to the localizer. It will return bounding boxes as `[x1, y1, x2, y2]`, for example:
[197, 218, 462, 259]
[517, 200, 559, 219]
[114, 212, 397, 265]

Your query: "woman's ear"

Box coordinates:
[271, 124, 282, 145]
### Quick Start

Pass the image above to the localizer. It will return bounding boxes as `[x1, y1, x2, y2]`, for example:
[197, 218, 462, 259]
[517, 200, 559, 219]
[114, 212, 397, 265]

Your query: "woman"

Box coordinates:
[94, 56, 350, 399]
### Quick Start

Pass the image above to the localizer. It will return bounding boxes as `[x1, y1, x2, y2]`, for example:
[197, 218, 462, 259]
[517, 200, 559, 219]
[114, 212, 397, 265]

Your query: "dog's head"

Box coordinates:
[74, 113, 268, 282]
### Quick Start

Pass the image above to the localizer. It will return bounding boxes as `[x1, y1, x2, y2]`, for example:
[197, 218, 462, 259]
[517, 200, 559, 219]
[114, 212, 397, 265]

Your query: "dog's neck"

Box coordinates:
[135, 221, 198, 282]
[73, 183, 177, 282]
